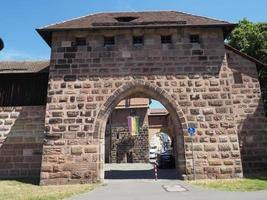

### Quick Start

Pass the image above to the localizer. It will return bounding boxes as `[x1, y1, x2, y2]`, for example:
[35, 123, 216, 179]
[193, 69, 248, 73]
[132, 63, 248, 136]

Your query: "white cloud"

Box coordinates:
[115, 0, 135, 11]
[0, 49, 46, 61]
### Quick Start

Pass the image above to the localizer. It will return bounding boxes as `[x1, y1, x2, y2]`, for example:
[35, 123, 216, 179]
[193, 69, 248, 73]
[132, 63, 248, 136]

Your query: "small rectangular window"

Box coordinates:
[75, 38, 86, 46]
[233, 72, 243, 84]
[104, 36, 115, 46]
[190, 34, 200, 43]
[133, 36, 144, 45]
[192, 50, 203, 55]
[161, 35, 172, 44]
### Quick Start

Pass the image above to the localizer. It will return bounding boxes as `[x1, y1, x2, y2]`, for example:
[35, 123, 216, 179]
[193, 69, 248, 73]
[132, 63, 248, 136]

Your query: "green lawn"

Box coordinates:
[0, 180, 97, 200]
[189, 178, 267, 192]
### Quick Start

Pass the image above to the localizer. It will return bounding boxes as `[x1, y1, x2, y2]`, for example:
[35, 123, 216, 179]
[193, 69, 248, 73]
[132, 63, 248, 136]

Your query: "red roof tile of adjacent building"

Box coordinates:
[225, 44, 266, 67]
[0, 61, 49, 74]
[148, 108, 169, 116]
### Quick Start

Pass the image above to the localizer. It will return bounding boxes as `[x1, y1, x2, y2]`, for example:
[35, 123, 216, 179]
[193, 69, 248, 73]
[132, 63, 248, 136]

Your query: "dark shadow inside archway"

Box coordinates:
[95, 80, 187, 181]
[104, 98, 182, 180]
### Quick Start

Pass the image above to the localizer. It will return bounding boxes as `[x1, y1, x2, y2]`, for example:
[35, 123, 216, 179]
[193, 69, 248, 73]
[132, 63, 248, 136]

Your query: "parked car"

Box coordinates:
[157, 150, 175, 169]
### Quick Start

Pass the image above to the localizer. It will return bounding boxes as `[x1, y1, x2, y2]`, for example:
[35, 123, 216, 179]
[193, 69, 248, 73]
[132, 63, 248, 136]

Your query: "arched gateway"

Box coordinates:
[95, 80, 187, 180]
[19, 11, 264, 185]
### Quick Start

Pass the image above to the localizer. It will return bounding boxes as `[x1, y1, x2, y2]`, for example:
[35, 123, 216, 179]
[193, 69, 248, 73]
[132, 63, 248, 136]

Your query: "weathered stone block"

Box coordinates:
[202, 93, 219, 99]
[68, 125, 80, 131]
[220, 167, 232, 174]
[203, 108, 214, 115]
[219, 137, 228, 143]
[208, 160, 222, 166]
[204, 144, 216, 151]
[71, 146, 83, 155]
[190, 109, 200, 115]
[67, 111, 79, 117]
[192, 145, 203, 151]
[218, 144, 231, 151]
[71, 171, 83, 179]
[49, 118, 62, 124]
[84, 146, 97, 153]
[0, 113, 9, 119]
[224, 160, 234, 165]
[208, 100, 224, 106]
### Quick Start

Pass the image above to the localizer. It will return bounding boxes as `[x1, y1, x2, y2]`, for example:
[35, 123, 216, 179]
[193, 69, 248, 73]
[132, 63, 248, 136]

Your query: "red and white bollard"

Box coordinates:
[154, 164, 158, 181]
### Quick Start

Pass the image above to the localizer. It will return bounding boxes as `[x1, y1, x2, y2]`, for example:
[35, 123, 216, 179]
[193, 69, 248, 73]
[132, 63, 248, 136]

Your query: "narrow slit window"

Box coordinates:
[190, 34, 200, 43]
[104, 36, 115, 46]
[233, 72, 243, 84]
[161, 35, 172, 44]
[133, 36, 144, 45]
[75, 38, 86, 46]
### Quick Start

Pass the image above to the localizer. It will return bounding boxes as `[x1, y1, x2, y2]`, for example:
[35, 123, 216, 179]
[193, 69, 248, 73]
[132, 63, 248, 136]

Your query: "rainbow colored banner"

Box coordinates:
[127, 116, 140, 136]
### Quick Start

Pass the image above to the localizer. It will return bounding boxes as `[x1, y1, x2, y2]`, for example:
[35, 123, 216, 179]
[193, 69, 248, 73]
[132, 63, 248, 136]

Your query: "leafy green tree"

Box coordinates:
[228, 19, 267, 64]
[228, 19, 267, 116]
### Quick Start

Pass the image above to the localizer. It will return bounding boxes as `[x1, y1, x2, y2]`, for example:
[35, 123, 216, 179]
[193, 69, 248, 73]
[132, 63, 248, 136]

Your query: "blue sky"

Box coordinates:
[0, 0, 266, 61]
[0, 0, 266, 108]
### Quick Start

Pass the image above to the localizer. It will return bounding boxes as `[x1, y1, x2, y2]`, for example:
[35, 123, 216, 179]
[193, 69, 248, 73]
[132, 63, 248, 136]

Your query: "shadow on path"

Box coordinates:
[104, 164, 182, 180]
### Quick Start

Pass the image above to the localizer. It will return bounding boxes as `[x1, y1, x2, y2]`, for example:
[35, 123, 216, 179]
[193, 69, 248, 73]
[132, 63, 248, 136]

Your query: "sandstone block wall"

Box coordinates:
[227, 49, 267, 174]
[0, 106, 45, 180]
[40, 26, 267, 184]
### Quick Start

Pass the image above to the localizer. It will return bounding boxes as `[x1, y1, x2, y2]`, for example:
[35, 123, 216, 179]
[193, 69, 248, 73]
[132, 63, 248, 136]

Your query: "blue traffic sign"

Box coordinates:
[187, 127, 196, 136]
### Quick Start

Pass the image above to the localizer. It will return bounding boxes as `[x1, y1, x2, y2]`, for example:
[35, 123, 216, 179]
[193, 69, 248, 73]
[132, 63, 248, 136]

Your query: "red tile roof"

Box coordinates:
[37, 11, 236, 46]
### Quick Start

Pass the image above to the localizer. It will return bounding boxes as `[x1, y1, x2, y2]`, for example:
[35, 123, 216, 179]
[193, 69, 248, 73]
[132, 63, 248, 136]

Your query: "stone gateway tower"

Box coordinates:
[38, 12, 267, 184]
[23, 11, 266, 185]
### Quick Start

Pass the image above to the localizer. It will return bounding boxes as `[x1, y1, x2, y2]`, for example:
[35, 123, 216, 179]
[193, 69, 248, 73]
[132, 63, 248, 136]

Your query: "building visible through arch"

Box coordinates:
[104, 98, 173, 164]
[0, 11, 266, 185]
[94, 80, 187, 181]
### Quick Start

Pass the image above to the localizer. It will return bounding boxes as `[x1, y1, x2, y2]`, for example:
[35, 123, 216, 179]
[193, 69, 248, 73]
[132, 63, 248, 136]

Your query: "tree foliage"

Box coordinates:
[228, 19, 267, 116]
[228, 18, 267, 64]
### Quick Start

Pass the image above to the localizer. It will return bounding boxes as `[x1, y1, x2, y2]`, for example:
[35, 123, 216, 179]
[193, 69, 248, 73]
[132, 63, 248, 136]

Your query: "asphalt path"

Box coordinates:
[67, 163, 267, 200]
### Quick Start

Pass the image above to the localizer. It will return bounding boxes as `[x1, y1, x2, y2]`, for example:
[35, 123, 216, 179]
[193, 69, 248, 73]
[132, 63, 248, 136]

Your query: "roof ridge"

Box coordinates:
[172, 10, 231, 24]
[0, 60, 49, 63]
[38, 10, 231, 29]
[38, 12, 100, 29]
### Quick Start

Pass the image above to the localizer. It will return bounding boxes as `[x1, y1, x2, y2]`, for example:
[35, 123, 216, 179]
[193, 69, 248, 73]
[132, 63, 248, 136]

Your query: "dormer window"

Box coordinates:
[115, 16, 138, 22]
[190, 34, 200, 43]
[133, 36, 144, 45]
[104, 36, 115, 46]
